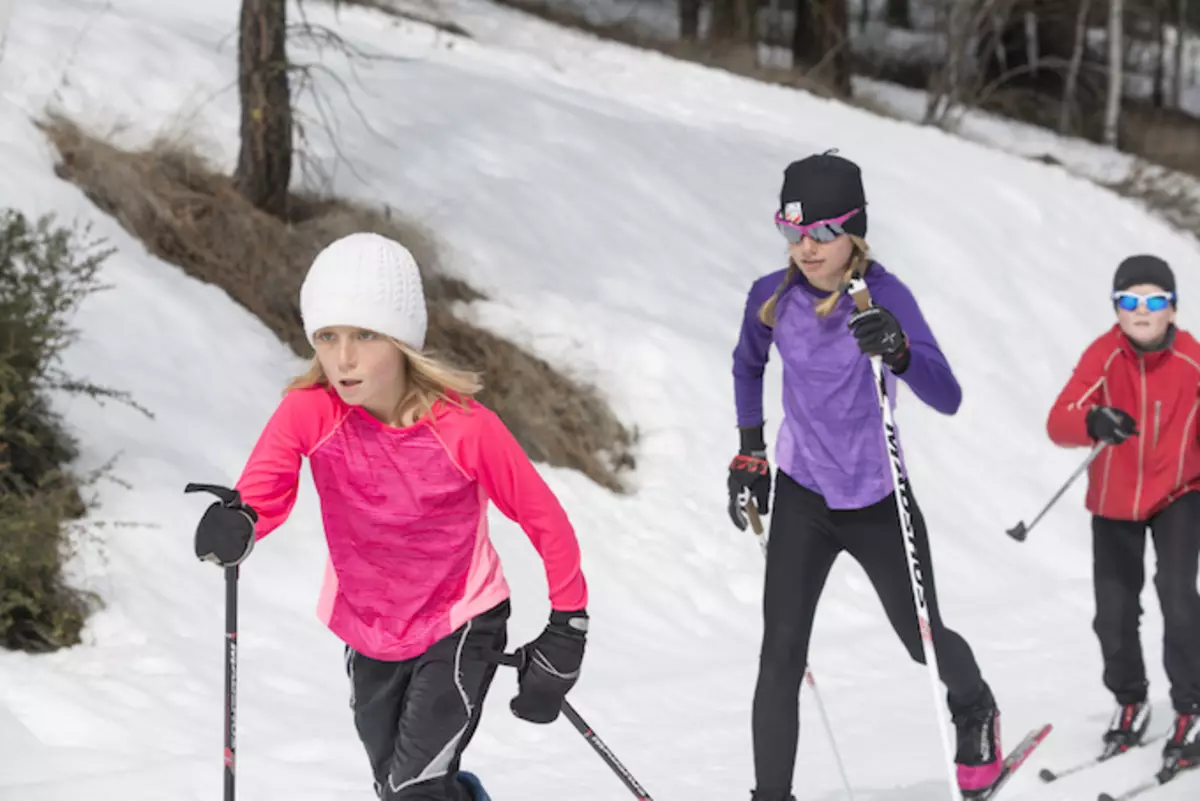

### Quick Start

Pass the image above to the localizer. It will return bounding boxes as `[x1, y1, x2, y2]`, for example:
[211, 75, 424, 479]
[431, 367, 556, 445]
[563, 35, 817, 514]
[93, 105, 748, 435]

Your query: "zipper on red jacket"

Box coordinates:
[1154, 400, 1161, 448]
[1134, 357, 1147, 519]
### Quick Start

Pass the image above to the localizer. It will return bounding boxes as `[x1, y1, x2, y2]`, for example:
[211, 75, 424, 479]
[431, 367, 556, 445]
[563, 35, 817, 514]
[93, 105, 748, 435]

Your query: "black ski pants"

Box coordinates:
[752, 471, 987, 797]
[1092, 491, 1200, 715]
[345, 600, 509, 800]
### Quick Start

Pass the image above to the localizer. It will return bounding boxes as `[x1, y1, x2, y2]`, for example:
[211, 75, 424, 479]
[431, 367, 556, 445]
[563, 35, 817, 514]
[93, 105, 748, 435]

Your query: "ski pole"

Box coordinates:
[1006, 441, 1106, 542]
[845, 277, 959, 801]
[560, 699, 654, 800]
[494, 651, 654, 800]
[223, 564, 238, 801]
[746, 504, 855, 801]
[185, 482, 243, 801]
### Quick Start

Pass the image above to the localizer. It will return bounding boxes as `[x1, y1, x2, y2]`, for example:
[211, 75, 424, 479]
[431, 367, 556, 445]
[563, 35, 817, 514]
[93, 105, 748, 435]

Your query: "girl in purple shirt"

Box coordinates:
[728, 151, 1004, 801]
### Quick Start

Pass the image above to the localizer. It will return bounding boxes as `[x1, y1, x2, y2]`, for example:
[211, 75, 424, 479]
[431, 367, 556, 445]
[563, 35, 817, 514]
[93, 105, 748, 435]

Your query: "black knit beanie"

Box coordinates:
[779, 150, 868, 238]
[1113, 254, 1176, 305]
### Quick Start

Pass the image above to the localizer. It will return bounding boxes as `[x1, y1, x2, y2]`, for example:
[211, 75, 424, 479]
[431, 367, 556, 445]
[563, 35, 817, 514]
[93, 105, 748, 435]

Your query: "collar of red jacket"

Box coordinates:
[1113, 322, 1177, 365]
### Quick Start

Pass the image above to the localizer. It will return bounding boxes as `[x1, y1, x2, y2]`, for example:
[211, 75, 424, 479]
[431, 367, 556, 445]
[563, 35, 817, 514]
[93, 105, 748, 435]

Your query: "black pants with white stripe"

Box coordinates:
[1092, 491, 1200, 715]
[346, 600, 510, 800]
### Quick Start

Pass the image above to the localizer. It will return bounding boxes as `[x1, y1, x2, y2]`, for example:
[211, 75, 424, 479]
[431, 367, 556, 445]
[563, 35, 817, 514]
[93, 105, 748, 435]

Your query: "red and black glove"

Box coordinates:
[727, 425, 771, 531]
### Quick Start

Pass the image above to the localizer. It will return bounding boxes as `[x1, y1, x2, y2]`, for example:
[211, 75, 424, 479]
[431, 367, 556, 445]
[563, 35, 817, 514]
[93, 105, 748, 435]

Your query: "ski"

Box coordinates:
[963, 723, 1053, 801]
[1039, 732, 1168, 783]
[1096, 759, 1196, 801]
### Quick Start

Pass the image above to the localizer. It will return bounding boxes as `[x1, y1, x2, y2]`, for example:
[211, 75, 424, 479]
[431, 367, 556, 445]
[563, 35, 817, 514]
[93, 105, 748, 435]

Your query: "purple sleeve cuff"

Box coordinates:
[871, 276, 962, 415]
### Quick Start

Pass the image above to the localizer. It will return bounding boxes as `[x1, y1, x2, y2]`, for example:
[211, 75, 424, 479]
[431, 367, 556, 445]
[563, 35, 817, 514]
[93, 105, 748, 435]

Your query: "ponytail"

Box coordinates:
[757, 264, 799, 327]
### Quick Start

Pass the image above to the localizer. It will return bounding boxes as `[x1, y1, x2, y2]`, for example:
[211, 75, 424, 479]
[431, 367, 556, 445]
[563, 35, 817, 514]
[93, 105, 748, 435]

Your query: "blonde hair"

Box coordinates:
[286, 336, 483, 425]
[758, 235, 871, 326]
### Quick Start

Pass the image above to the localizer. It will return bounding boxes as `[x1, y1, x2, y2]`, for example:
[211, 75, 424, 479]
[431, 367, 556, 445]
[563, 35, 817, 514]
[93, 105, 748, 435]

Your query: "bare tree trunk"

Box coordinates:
[1060, 0, 1093, 131]
[924, 0, 953, 122]
[887, 0, 912, 27]
[736, 0, 755, 42]
[679, 0, 701, 41]
[234, 0, 292, 218]
[944, 0, 972, 112]
[710, 0, 731, 43]
[791, 0, 851, 95]
[792, 0, 820, 65]
[818, 0, 853, 94]
[1172, 0, 1188, 107]
[924, 0, 982, 125]
[710, 0, 755, 46]
[764, 0, 786, 49]
[1104, 0, 1124, 147]
[1024, 10, 1039, 76]
[1153, 0, 1167, 106]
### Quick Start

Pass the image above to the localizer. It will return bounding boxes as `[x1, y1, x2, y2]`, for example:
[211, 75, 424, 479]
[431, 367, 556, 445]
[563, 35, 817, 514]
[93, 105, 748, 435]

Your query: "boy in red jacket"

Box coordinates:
[1047, 254, 1200, 772]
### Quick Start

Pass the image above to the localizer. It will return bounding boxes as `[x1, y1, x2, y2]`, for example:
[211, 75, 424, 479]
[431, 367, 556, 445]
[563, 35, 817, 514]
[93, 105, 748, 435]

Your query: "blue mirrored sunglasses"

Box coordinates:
[1113, 291, 1174, 312]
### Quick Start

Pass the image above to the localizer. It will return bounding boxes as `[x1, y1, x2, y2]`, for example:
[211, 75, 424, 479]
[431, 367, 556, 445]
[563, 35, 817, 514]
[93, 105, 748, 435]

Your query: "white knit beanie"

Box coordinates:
[299, 232, 427, 350]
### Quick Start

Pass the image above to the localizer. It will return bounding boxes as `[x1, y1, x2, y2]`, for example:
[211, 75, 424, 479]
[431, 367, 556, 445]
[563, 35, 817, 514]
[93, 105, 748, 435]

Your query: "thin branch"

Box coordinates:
[325, 0, 474, 37]
[286, 20, 411, 62]
[284, 0, 422, 193]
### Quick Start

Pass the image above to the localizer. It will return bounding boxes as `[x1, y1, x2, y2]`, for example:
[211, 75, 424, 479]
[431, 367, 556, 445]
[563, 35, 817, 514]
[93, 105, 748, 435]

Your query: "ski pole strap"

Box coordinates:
[479, 648, 523, 668]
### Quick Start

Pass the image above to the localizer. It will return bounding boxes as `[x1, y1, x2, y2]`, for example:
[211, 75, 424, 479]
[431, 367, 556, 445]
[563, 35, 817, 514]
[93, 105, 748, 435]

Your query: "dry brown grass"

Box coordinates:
[1102, 160, 1200, 239]
[1119, 102, 1200, 177]
[40, 112, 637, 493]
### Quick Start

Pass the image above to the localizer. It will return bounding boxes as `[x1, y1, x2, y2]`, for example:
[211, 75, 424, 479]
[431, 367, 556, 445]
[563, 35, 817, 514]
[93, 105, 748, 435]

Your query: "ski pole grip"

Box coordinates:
[745, 502, 764, 536]
[843, 274, 872, 311]
[185, 482, 245, 508]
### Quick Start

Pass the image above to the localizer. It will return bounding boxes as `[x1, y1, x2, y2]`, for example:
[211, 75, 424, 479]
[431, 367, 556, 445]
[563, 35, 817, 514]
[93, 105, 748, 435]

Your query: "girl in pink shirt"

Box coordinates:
[190, 232, 590, 801]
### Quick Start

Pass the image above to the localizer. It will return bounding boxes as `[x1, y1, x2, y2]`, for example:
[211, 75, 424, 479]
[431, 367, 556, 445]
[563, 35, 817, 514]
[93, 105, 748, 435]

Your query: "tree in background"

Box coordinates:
[1171, 0, 1189, 107]
[680, 0, 701, 40]
[709, 0, 755, 48]
[235, 0, 293, 219]
[888, 0, 913, 28]
[792, 0, 853, 96]
[1104, 0, 1125, 144]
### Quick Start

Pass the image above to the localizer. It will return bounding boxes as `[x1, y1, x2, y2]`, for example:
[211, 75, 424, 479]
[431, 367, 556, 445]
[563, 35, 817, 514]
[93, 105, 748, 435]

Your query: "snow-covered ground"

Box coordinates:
[0, 0, 1199, 799]
[384, 0, 1200, 211]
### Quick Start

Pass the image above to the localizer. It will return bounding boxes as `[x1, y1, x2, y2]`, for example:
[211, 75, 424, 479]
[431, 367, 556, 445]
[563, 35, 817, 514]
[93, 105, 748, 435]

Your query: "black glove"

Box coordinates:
[191, 484, 258, 567]
[1087, 406, 1138, 445]
[728, 425, 770, 531]
[848, 305, 910, 373]
[510, 609, 588, 724]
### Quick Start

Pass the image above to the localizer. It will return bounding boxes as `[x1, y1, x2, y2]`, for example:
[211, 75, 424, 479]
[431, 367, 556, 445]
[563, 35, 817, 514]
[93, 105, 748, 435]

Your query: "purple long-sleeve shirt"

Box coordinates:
[731, 260, 961, 509]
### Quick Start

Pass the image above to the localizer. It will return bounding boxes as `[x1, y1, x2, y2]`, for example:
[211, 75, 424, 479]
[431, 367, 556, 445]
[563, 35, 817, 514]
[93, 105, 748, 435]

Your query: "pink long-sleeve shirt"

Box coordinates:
[233, 384, 589, 661]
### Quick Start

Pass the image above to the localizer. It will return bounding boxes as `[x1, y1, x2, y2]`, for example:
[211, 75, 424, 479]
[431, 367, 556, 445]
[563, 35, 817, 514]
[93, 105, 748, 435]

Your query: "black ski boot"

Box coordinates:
[1101, 700, 1151, 756]
[749, 790, 795, 801]
[952, 682, 1003, 799]
[1161, 711, 1200, 771]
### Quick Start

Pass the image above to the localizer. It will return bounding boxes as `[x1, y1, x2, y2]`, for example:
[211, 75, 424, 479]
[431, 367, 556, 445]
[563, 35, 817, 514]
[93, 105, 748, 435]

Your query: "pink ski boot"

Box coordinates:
[952, 683, 1003, 799]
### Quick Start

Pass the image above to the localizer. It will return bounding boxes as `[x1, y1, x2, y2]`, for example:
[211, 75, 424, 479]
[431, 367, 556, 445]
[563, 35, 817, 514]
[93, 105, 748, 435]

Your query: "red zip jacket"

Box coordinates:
[1047, 325, 1200, 521]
